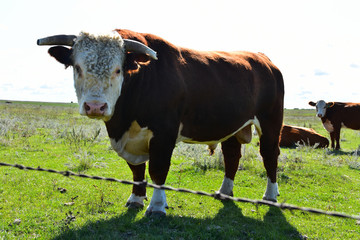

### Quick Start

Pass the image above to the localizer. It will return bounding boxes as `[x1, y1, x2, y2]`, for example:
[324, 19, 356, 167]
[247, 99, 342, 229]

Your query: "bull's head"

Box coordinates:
[37, 32, 157, 121]
[308, 100, 334, 118]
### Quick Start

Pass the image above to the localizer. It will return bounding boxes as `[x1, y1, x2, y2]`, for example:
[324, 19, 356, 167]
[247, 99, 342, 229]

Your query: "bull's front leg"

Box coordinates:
[145, 134, 175, 217]
[126, 162, 147, 208]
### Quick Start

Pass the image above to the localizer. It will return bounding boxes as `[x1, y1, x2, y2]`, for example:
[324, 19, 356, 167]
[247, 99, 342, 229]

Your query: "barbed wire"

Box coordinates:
[1, 161, 360, 221]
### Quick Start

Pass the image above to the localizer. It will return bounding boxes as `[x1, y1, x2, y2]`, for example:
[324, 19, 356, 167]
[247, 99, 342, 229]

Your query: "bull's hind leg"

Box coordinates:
[126, 162, 147, 208]
[219, 136, 242, 196]
[259, 121, 281, 202]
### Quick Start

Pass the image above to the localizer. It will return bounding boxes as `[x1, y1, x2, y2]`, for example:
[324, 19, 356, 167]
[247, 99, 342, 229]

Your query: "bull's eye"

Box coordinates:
[75, 65, 82, 76]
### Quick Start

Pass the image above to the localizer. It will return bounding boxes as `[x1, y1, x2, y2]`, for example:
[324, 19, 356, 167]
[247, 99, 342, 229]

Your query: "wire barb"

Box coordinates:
[1, 161, 359, 220]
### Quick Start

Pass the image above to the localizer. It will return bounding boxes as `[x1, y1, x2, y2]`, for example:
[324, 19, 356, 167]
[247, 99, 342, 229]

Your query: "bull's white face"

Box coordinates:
[314, 100, 327, 118]
[72, 33, 126, 121]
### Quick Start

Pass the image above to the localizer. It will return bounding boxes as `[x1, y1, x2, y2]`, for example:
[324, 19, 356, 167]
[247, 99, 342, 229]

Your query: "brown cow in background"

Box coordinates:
[309, 100, 360, 149]
[279, 125, 329, 148]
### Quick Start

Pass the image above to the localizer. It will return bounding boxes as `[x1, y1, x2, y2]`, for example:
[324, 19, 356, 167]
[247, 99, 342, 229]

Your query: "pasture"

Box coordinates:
[0, 100, 359, 239]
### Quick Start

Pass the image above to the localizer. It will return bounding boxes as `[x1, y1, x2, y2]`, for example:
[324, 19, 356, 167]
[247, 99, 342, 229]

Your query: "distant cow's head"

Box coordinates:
[38, 32, 157, 121]
[308, 100, 334, 118]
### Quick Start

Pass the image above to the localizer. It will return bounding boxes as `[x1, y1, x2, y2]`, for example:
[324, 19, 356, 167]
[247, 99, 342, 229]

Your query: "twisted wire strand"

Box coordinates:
[1, 162, 359, 220]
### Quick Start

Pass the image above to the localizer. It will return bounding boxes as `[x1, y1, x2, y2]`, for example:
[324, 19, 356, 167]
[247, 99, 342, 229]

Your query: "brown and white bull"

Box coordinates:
[309, 100, 360, 150]
[38, 29, 284, 216]
[279, 125, 329, 148]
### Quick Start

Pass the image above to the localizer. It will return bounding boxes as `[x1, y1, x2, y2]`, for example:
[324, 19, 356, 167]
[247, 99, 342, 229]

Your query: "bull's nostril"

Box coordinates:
[100, 103, 107, 112]
[84, 103, 90, 112]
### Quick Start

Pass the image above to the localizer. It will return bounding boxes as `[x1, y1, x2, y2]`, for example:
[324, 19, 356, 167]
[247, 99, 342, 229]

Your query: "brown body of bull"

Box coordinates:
[279, 125, 329, 148]
[111, 29, 284, 202]
[39, 29, 285, 216]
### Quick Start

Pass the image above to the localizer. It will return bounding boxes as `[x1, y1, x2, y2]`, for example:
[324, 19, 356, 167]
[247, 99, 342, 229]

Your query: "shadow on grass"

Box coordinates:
[53, 201, 302, 240]
[327, 149, 359, 156]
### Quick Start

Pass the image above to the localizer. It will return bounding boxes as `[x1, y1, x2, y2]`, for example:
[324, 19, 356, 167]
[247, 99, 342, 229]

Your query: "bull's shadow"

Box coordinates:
[53, 200, 302, 240]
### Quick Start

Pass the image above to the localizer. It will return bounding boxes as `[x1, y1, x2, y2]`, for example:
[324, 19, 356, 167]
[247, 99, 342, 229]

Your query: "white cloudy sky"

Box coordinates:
[0, 0, 359, 109]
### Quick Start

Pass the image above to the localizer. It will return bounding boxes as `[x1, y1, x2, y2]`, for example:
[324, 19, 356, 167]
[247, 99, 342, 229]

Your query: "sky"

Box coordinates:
[0, 0, 359, 109]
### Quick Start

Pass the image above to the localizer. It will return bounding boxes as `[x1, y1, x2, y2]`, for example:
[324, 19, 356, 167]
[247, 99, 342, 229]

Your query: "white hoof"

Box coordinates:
[125, 193, 147, 208]
[219, 177, 234, 196]
[263, 177, 280, 202]
[145, 188, 168, 216]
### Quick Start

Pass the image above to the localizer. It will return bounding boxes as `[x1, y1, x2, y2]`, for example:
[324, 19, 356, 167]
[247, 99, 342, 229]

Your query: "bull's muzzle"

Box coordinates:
[84, 102, 108, 117]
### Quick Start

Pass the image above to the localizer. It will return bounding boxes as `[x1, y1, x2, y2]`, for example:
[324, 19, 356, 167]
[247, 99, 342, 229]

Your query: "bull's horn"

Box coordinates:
[37, 34, 77, 46]
[123, 39, 158, 60]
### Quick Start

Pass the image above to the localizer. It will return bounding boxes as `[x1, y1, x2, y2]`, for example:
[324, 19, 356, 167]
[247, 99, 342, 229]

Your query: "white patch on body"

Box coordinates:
[323, 119, 334, 133]
[146, 188, 168, 215]
[263, 177, 280, 202]
[126, 193, 147, 207]
[177, 116, 262, 145]
[219, 177, 234, 195]
[110, 121, 153, 165]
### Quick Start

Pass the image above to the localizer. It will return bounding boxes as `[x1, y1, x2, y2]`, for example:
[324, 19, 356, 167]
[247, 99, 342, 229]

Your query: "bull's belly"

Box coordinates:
[177, 117, 262, 145]
[111, 117, 262, 165]
[324, 119, 360, 132]
[342, 121, 360, 130]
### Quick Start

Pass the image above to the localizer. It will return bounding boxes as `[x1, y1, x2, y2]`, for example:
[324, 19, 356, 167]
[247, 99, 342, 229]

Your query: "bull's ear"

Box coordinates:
[308, 101, 316, 106]
[124, 52, 151, 73]
[326, 102, 335, 108]
[48, 46, 73, 68]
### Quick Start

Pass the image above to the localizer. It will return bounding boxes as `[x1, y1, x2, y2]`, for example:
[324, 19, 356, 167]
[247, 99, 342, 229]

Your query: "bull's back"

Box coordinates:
[179, 49, 284, 141]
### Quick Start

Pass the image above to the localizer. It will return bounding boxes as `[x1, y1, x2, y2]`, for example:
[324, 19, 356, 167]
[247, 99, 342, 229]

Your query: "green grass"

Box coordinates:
[1, 102, 360, 239]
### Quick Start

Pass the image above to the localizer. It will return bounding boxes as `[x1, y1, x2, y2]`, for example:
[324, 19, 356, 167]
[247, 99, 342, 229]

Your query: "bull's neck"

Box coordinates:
[104, 94, 133, 141]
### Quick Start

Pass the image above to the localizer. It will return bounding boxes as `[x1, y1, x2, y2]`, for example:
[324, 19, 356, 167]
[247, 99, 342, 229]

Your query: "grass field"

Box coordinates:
[0, 100, 359, 239]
